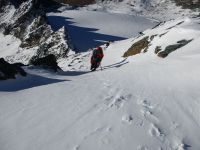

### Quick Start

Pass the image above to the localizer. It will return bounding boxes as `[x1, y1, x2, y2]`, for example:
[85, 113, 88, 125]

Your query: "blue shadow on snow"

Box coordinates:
[58, 71, 90, 76]
[47, 16, 126, 52]
[0, 74, 68, 92]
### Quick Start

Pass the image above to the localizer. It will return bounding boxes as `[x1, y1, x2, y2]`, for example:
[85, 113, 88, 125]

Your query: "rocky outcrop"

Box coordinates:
[34, 26, 73, 59]
[0, 58, 27, 80]
[174, 0, 200, 10]
[29, 54, 61, 72]
[1, 0, 55, 48]
[123, 36, 150, 57]
[0, 0, 73, 64]
[157, 39, 193, 58]
[154, 46, 162, 54]
[0, 0, 8, 11]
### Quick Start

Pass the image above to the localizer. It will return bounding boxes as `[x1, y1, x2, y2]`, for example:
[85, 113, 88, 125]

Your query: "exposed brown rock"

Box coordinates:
[157, 39, 193, 58]
[157, 51, 168, 58]
[155, 46, 162, 54]
[123, 36, 150, 57]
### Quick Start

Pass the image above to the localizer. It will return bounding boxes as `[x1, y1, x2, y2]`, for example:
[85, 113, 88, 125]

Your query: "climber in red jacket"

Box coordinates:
[90, 47, 104, 71]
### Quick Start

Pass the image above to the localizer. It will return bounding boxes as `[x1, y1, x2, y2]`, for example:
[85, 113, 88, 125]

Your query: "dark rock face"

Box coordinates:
[0, 58, 27, 80]
[34, 26, 73, 59]
[8, 0, 59, 8]
[0, 0, 73, 65]
[173, 0, 200, 10]
[155, 46, 162, 54]
[0, 0, 11, 13]
[0, 0, 8, 9]
[29, 54, 61, 71]
[9, 0, 27, 8]
[19, 15, 52, 48]
[2, 0, 50, 47]
[157, 39, 193, 58]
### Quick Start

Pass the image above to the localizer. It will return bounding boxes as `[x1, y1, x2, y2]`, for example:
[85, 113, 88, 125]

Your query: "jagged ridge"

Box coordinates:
[0, 0, 74, 64]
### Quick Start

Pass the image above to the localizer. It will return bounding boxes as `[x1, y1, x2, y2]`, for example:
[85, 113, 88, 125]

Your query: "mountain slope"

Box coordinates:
[0, 0, 73, 64]
[0, 18, 200, 150]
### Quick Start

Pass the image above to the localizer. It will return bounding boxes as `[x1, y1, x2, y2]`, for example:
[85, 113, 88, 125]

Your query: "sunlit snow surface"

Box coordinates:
[0, 7, 200, 150]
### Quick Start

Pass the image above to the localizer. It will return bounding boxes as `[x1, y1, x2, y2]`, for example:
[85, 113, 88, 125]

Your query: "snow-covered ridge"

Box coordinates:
[123, 18, 200, 58]
[0, 0, 73, 64]
[82, 0, 200, 21]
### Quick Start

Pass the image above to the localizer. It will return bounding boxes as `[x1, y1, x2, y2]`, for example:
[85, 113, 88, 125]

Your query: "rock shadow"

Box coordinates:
[0, 74, 68, 92]
[47, 16, 126, 52]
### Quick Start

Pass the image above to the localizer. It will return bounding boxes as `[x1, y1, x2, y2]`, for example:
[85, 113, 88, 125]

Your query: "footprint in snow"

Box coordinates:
[122, 114, 133, 124]
[122, 115, 144, 127]
[140, 99, 155, 109]
[149, 123, 165, 142]
[170, 121, 180, 131]
[140, 109, 159, 123]
[106, 94, 132, 109]
[108, 95, 126, 109]
[138, 99, 159, 123]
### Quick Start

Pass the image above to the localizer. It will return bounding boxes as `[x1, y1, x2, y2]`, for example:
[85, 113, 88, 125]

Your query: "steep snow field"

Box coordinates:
[47, 10, 157, 51]
[0, 16, 200, 150]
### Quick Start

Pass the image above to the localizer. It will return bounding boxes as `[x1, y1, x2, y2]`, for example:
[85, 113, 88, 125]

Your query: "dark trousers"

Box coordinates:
[91, 61, 100, 71]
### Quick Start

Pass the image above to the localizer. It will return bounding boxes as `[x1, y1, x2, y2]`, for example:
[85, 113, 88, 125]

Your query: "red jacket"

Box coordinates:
[96, 47, 104, 58]
[91, 47, 104, 63]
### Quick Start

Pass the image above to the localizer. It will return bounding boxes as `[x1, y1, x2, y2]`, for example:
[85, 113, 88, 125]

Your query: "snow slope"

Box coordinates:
[0, 18, 200, 150]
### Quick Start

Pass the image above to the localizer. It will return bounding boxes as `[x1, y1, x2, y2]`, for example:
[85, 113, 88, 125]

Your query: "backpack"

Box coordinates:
[91, 47, 104, 64]
[92, 49, 98, 58]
